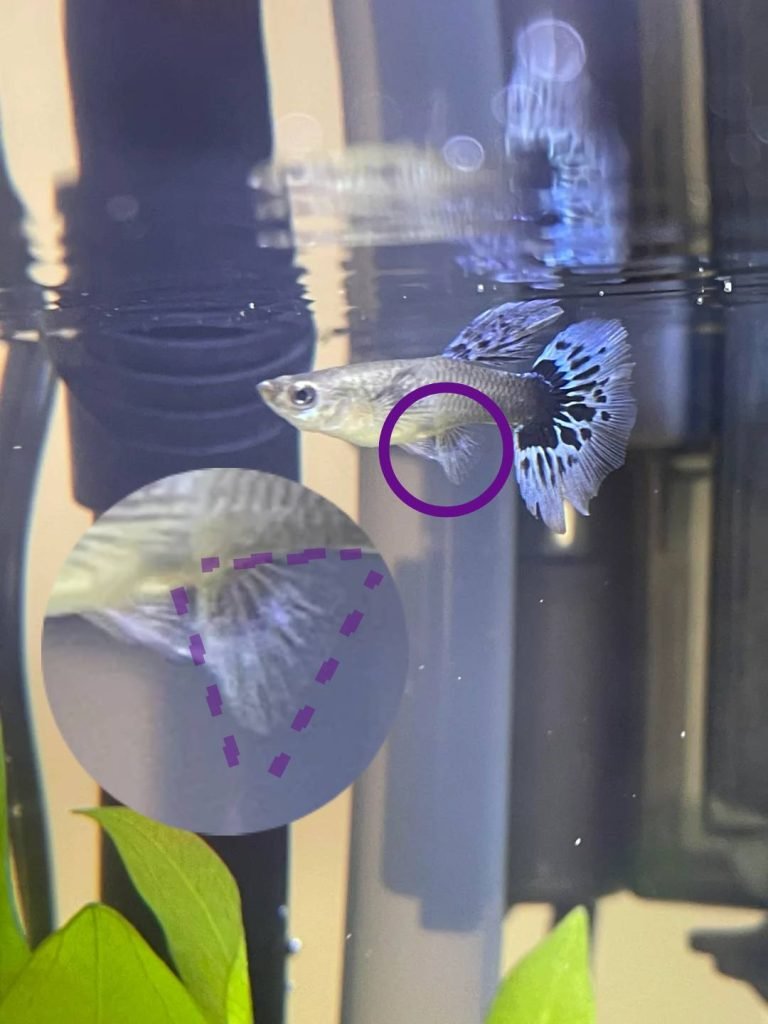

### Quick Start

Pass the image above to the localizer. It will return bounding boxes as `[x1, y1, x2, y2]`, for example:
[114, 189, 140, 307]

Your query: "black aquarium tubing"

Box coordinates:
[57, 3, 309, 1020]
[0, 341, 57, 948]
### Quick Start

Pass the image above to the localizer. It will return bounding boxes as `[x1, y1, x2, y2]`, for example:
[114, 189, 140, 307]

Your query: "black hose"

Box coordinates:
[0, 340, 57, 947]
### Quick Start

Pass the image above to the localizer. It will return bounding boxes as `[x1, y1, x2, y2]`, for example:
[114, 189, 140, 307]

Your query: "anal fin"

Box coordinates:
[400, 427, 477, 484]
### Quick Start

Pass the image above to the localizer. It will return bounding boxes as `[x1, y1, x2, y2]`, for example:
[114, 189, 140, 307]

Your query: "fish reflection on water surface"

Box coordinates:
[258, 300, 637, 534]
[46, 469, 374, 737]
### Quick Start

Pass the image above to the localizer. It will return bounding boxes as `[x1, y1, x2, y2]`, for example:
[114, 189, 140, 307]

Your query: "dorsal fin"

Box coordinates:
[442, 299, 563, 365]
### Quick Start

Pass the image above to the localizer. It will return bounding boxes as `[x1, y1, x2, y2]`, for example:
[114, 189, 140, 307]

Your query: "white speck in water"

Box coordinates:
[442, 135, 485, 172]
[598, 289, 605, 297]
[538, 598, 544, 604]
[12, 445, 21, 450]
[477, 283, 485, 293]
[345, 933, 352, 941]
[457, 675, 462, 681]
[696, 296, 704, 306]
[680, 730, 687, 739]
[277, 904, 288, 920]
[723, 278, 733, 294]
[418, 664, 425, 671]
[248, 301, 256, 309]
[574, 836, 582, 847]
[46, 327, 79, 341]
[287, 937, 303, 954]
[10, 803, 23, 819]
[631, 793, 637, 799]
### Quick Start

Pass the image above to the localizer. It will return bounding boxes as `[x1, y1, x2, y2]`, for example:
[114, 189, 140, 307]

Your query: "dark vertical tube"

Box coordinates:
[0, 343, 57, 948]
[700, 0, 768, 834]
[0, 121, 56, 947]
[54, 3, 315, 1020]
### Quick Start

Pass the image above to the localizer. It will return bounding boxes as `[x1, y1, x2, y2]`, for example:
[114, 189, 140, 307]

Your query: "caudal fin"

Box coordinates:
[514, 319, 636, 533]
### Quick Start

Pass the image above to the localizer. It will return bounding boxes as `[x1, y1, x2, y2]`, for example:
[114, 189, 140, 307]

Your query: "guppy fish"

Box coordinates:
[46, 468, 374, 737]
[257, 299, 637, 533]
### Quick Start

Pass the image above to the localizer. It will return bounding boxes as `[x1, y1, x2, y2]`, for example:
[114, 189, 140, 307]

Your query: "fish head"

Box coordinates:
[257, 366, 385, 444]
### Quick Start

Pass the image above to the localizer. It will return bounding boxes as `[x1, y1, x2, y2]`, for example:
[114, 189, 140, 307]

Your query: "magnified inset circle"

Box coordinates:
[42, 469, 408, 835]
[378, 382, 515, 518]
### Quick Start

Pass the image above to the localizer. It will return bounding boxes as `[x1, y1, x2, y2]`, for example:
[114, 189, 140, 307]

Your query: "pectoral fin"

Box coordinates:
[80, 595, 194, 662]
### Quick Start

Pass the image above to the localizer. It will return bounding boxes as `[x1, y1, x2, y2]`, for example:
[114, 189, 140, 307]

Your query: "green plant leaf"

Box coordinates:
[486, 906, 596, 1024]
[78, 806, 252, 1024]
[0, 720, 30, 998]
[0, 902, 208, 1024]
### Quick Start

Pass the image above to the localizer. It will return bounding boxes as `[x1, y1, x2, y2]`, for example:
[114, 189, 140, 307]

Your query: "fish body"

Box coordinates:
[258, 300, 637, 533]
[260, 355, 549, 448]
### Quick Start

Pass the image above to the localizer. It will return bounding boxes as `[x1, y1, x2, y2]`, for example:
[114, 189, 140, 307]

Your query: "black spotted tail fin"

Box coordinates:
[514, 319, 636, 533]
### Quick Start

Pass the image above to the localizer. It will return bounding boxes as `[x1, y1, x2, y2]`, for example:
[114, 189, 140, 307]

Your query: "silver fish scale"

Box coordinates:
[184, 468, 369, 558]
[382, 355, 547, 433]
[54, 468, 369, 612]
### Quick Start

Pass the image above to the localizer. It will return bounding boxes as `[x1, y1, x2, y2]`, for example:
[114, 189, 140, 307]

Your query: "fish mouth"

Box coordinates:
[257, 379, 278, 404]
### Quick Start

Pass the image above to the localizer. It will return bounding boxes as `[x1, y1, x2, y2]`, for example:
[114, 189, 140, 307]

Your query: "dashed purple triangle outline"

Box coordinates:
[169, 548, 384, 772]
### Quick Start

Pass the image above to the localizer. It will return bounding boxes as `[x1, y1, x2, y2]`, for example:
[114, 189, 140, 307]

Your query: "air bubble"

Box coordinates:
[106, 194, 139, 222]
[516, 19, 587, 83]
[275, 113, 324, 157]
[441, 135, 485, 173]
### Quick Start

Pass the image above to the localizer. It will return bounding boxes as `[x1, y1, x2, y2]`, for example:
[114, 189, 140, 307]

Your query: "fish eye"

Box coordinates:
[290, 382, 317, 408]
